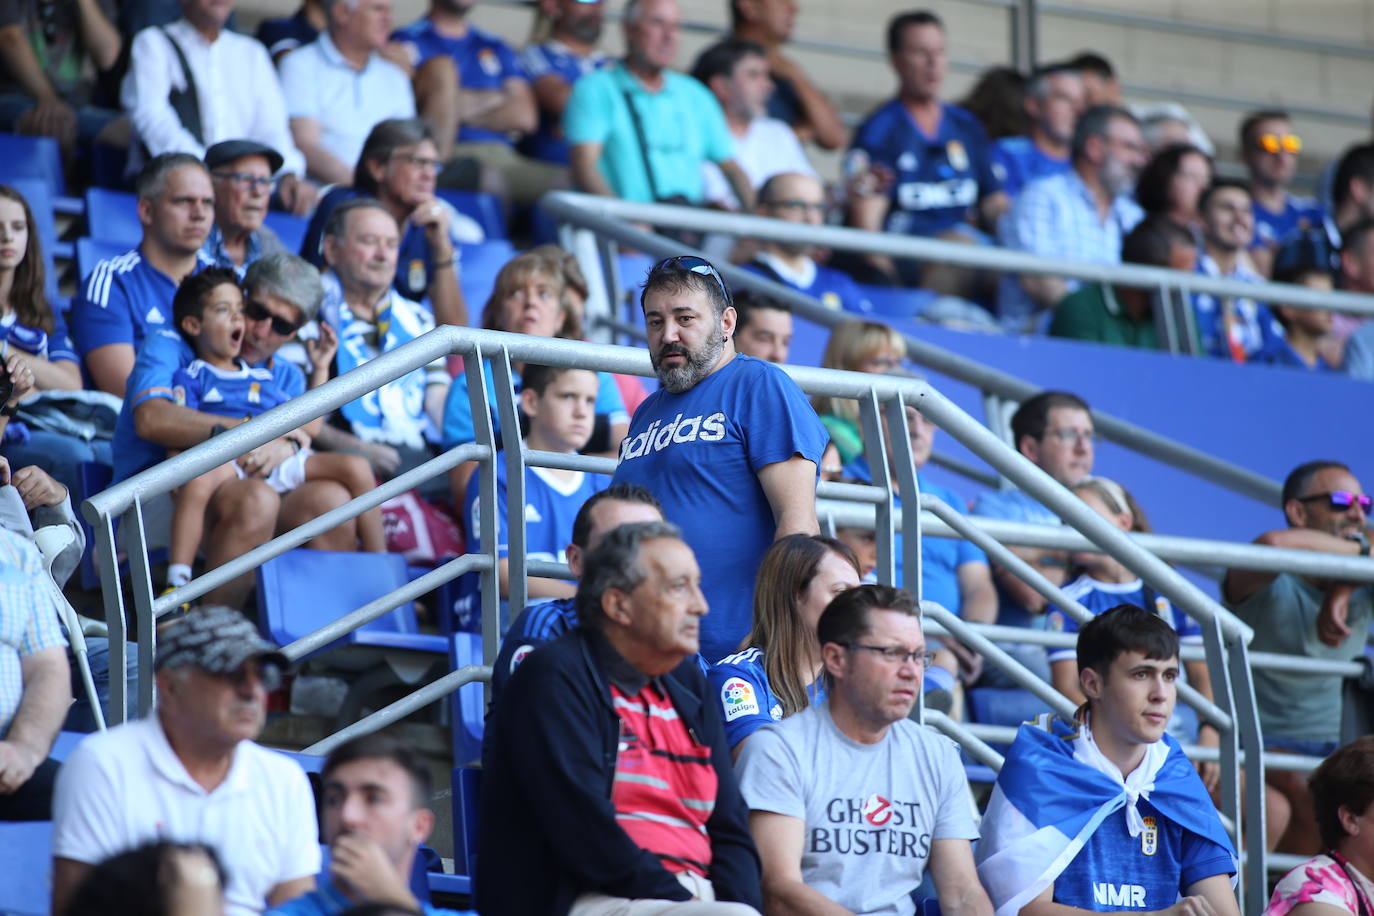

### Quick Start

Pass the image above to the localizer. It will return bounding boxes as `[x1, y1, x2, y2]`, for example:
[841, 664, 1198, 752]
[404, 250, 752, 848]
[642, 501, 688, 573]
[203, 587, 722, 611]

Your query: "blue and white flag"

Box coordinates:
[976, 713, 1236, 916]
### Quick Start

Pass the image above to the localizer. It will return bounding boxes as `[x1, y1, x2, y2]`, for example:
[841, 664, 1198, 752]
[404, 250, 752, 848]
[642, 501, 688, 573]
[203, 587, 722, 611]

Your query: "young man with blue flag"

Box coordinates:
[977, 605, 1238, 916]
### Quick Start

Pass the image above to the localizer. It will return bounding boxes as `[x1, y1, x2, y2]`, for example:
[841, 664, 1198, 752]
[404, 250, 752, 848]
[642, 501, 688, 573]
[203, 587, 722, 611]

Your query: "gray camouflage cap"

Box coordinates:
[155, 605, 290, 674]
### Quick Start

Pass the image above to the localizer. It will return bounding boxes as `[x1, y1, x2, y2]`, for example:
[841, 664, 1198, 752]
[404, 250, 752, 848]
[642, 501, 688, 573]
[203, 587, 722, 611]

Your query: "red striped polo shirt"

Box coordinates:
[609, 682, 718, 877]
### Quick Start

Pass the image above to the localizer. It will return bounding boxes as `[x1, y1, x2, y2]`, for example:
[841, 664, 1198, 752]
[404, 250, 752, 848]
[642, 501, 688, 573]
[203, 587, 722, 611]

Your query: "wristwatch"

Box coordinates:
[0, 403, 17, 417]
[1350, 532, 1371, 558]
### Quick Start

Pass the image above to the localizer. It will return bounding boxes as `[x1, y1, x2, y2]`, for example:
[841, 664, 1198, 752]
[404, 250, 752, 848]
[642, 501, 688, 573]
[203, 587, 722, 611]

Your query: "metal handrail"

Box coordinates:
[546, 193, 1284, 507]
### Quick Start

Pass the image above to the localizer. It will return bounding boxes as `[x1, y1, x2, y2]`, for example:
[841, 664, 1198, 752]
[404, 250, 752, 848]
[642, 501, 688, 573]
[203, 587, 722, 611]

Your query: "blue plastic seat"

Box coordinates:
[75, 461, 113, 589]
[255, 548, 446, 655]
[264, 210, 308, 253]
[448, 631, 485, 766]
[0, 132, 66, 195]
[84, 187, 140, 247]
[0, 820, 53, 915]
[450, 765, 482, 890]
[437, 188, 506, 240]
[459, 239, 516, 319]
[856, 283, 936, 320]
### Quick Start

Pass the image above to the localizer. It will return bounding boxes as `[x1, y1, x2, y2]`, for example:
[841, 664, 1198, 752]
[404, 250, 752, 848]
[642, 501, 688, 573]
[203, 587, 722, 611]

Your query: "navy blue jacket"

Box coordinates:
[477, 628, 762, 914]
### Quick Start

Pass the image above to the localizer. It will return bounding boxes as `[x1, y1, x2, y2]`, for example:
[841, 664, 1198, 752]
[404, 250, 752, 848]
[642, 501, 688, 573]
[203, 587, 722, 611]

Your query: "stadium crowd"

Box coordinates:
[0, 0, 1371, 913]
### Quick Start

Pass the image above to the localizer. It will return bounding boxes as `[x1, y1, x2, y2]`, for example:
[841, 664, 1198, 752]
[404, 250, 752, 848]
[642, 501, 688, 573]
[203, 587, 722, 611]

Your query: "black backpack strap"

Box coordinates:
[620, 88, 661, 202]
[160, 27, 204, 144]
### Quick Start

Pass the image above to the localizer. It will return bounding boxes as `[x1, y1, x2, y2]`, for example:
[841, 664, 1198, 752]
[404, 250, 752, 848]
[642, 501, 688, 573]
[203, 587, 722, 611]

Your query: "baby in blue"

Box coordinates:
[163, 268, 385, 591]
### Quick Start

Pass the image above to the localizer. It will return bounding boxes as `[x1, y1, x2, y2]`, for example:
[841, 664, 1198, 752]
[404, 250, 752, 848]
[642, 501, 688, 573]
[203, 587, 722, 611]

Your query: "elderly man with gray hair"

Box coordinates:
[110, 252, 362, 608]
[479, 520, 763, 914]
[51, 606, 319, 915]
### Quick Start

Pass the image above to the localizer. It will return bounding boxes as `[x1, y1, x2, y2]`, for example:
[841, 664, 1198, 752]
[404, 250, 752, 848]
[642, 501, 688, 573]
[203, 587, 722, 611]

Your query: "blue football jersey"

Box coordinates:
[992, 135, 1070, 200]
[71, 249, 212, 360]
[849, 99, 1002, 237]
[707, 646, 825, 748]
[1045, 576, 1202, 665]
[391, 19, 526, 145]
[171, 359, 297, 419]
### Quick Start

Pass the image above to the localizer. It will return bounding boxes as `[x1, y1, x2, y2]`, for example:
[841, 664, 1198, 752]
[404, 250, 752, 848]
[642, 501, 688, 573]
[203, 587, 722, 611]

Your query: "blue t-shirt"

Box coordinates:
[971, 488, 1060, 630]
[1190, 254, 1284, 362]
[71, 248, 212, 362]
[848, 99, 1002, 237]
[255, 9, 318, 59]
[111, 329, 305, 482]
[464, 459, 607, 565]
[171, 358, 298, 418]
[1044, 576, 1202, 665]
[518, 39, 612, 164]
[706, 645, 824, 749]
[611, 355, 827, 663]
[489, 596, 577, 700]
[0, 310, 77, 365]
[266, 879, 462, 916]
[742, 258, 873, 314]
[1252, 193, 1324, 250]
[992, 135, 1069, 200]
[1051, 799, 1235, 911]
[391, 18, 526, 146]
[440, 362, 627, 451]
[1251, 335, 1334, 372]
[844, 455, 986, 612]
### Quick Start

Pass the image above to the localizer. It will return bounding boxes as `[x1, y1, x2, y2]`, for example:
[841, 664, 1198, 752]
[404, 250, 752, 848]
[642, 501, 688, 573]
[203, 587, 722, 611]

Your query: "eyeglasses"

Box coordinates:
[211, 171, 276, 192]
[391, 153, 443, 171]
[651, 255, 731, 304]
[1256, 132, 1302, 155]
[844, 643, 935, 668]
[219, 660, 283, 692]
[1297, 490, 1372, 512]
[245, 298, 302, 337]
[860, 355, 902, 373]
[766, 198, 827, 217]
[1043, 428, 1097, 446]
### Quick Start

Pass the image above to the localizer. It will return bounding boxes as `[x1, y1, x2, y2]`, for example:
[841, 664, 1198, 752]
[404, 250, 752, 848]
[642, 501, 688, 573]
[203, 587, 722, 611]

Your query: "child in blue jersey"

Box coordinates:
[977, 606, 1238, 916]
[708, 535, 860, 755]
[463, 364, 609, 619]
[164, 268, 385, 590]
[1046, 477, 1216, 771]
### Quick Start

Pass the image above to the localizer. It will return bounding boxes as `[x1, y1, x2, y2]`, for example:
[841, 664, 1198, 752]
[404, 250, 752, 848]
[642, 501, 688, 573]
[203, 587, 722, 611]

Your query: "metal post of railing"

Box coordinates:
[1200, 612, 1243, 851]
[1008, 0, 1038, 72]
[1229, 635, 1269, 914]
[123, 499, 158, 717]
[466, 348, 501, 704]
[94, 513, 128, 725]
[858, 391, 896, 587]
[884, 395, 922, 599]
[492, 349, 527, 613]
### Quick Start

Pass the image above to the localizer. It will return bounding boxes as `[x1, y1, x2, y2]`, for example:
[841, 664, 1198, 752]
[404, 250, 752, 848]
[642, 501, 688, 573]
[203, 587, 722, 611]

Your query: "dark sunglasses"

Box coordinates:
[245, 298, 302, 337]
[1297, 490, 1373, 512]
[651, 255, 731, 304]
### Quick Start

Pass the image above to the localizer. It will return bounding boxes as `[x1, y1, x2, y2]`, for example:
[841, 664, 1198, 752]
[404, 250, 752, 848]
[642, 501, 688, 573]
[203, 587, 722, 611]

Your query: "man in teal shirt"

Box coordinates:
[564, 0, 753, 207]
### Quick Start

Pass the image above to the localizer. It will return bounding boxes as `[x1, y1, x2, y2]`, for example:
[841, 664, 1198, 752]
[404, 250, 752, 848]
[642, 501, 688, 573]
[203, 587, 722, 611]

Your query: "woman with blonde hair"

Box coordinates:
[441, 251, 628, 497]
[811, 319, 907, 466]
[707, 534, 861, 757]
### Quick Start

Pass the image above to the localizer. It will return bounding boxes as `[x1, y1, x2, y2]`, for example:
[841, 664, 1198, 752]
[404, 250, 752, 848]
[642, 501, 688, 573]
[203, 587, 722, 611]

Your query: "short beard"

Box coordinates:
[563, 16, 602, 45]
[652, 321, 726, 393]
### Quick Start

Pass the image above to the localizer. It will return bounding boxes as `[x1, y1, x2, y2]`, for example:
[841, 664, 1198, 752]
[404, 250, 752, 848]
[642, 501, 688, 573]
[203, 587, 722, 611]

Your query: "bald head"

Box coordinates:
[757, 172, 826, 257]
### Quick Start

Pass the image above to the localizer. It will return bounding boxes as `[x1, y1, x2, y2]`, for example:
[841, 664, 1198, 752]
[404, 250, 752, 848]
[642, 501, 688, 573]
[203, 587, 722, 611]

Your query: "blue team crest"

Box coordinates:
[479, 47, 501, 76]
[897, 151, 918, 172]
[407, 259, 426, 292]
[946, 140, 969, 171]
[1140, 816, 1158, 856]
[248, 382, 261, 404]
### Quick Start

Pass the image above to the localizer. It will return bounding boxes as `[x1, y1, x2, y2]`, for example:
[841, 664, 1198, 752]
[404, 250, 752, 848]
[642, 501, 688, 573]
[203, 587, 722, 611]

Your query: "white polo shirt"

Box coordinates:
[52, 718, 321, 916]
[279, 32, 417, 175]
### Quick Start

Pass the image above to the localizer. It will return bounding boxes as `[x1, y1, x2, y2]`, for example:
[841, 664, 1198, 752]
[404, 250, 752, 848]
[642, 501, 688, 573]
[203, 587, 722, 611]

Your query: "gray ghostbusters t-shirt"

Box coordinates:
[736, 700, 979, 915]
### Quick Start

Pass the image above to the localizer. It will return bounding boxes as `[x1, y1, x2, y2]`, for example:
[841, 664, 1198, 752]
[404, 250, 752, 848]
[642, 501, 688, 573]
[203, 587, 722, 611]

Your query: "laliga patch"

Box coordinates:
[862, 794, 893, 826]
[1140, 816, 1157, 856]
[510, 644, 535, 673]
[721, 677, 759, 721]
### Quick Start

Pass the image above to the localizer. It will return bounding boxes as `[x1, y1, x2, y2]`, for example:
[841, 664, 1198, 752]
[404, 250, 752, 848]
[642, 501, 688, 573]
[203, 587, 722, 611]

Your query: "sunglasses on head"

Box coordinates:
[651, 255, 732, 304]
[244, 298, 302, 337]
[1257, 132, 1302, 155]
[1297, 490, 1372, 512]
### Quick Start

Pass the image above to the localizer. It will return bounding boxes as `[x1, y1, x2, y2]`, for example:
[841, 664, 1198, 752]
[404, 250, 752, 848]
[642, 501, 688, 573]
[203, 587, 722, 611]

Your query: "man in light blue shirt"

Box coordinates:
[563, 0, 753, 207]
[267, 733, 461, 915]
[998, 105, 1148, 332]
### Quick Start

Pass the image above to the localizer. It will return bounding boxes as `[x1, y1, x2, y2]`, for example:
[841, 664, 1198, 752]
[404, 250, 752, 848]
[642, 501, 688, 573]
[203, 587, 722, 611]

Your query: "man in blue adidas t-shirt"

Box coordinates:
[611, 255, 827, 663]
[72, 152, 214, 397]
[489, 483, 663, 702]
[463, 365, 609, 616]
[392, 0, 563, 205]
[993, 63, 1083, 200]
[846, 10, 1006, 290]
[978, 606, 1237, 916]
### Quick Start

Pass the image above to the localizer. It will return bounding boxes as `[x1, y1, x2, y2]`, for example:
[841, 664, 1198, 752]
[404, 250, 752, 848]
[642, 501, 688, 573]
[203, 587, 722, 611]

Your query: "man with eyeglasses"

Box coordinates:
[744, 171, 873, 313]
[737, 584, 991, 916]
[1239, 110, 1323, 277]
[51, 606, 320, 916]
[998, 104, 1147, 332]
[1224, 459, 1374, 854]
[122, 0, 316, 215]
[611, 254, 827, 664]
[202, 139, 288, 277]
